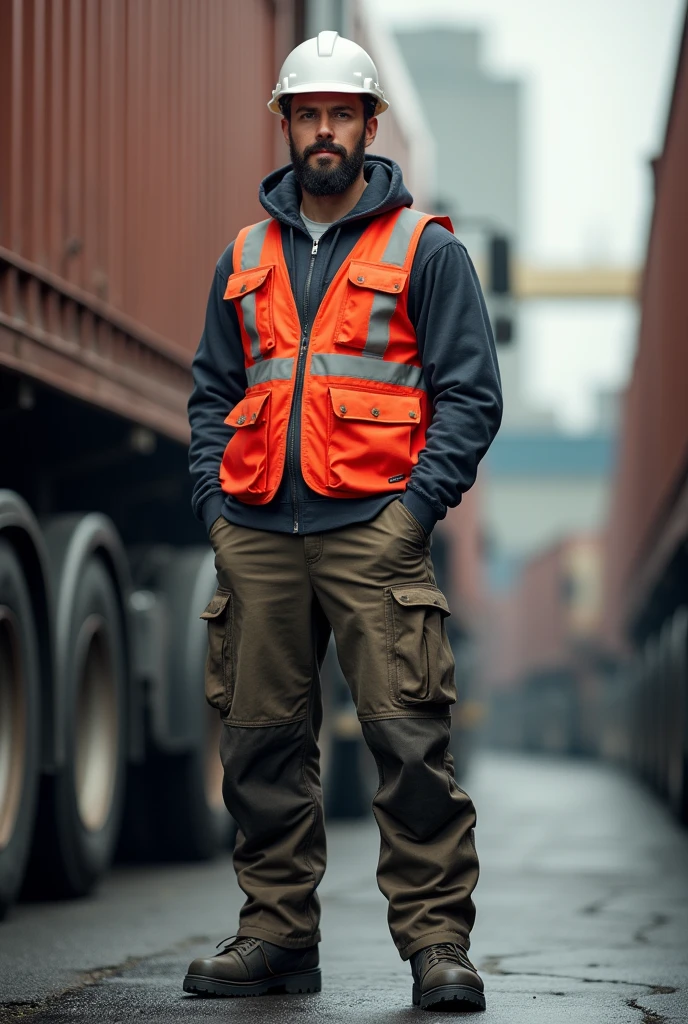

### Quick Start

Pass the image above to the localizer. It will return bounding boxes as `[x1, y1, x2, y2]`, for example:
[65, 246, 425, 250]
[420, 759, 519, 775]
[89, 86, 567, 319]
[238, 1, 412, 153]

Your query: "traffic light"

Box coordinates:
[489, 234, 511, 295]
[494, 316, 513, 344]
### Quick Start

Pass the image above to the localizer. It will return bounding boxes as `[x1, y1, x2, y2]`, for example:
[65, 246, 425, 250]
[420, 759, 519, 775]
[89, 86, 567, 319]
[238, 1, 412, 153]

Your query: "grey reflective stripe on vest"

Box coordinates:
[310, 353, 426, 391]
[363, 208, 426, 359]
[246, 357, 294, 387]
[240, 220, 271, 363]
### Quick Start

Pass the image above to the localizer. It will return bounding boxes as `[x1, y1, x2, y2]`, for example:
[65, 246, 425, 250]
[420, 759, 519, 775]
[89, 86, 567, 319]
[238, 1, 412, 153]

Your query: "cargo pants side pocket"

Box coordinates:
[385, 583, 456, 707]
[200, 587, 234, 713]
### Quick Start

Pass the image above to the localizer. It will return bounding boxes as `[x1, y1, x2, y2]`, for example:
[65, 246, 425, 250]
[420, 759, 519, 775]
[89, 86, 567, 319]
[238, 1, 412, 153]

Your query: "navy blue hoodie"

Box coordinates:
[188, 157, 502, 537]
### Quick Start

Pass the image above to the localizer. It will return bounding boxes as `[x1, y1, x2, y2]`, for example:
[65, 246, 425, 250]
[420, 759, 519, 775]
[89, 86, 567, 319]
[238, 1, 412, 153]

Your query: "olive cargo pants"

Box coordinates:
[202, 497, 479, 960]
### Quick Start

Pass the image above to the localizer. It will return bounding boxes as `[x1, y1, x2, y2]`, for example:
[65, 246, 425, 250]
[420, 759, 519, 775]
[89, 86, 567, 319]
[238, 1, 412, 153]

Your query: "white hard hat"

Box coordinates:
[268, 30, 389, 115]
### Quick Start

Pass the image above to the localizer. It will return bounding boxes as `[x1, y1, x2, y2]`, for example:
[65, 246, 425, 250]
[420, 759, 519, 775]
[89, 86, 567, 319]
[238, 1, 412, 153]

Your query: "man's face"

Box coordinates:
[282, 93, 378, 197]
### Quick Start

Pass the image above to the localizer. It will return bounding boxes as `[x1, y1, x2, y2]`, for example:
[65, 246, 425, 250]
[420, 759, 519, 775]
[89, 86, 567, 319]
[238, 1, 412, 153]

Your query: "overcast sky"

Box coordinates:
[374, 0, 686, 430]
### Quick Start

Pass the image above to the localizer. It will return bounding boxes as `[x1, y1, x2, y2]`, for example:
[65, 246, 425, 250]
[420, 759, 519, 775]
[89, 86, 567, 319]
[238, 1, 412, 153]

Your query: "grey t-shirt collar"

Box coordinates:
[300, 207, 333, 242]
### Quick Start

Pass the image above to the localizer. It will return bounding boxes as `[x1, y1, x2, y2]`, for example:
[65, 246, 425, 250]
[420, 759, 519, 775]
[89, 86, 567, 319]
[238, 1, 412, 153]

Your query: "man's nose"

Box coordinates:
[315, 117, 334, 139]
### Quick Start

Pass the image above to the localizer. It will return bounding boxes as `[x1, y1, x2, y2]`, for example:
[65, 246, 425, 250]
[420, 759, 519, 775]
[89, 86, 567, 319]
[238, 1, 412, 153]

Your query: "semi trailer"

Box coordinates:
[0, 0, 308, 918]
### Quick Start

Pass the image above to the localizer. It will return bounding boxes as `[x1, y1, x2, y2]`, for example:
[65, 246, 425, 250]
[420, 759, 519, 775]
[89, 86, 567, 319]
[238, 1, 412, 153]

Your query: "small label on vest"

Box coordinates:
[388, 474, 406, 483]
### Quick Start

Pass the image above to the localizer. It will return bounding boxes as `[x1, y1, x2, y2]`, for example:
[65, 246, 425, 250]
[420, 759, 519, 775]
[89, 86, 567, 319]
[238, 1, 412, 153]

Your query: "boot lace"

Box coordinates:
[215, 935, 260, 956]
[425, 943, 473, 971]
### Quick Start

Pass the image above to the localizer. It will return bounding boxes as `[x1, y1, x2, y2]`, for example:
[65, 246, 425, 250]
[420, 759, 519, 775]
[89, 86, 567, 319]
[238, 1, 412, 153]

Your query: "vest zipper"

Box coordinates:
[288, 236, 319, 533]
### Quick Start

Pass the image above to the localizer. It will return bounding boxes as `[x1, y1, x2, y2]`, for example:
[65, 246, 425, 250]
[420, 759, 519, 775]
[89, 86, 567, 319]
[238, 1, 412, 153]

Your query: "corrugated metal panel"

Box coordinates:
[0, 0, 299, 438]
[604, 14, 688, 638]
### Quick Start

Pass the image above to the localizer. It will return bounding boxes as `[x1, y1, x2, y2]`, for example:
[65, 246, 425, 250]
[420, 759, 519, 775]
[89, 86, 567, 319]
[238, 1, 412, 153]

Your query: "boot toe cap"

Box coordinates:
[424, 965, 485, 994]
[186, 956, 241, 983]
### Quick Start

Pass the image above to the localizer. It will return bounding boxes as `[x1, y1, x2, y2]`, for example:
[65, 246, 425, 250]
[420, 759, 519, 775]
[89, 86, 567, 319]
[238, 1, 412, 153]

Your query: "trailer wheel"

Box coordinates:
[130, 547, 234, 860]
[0, 540, 41, 919]
[148, 707, 234, 860]
[27, 557, 127, 896]
[667, 608, 688, 823]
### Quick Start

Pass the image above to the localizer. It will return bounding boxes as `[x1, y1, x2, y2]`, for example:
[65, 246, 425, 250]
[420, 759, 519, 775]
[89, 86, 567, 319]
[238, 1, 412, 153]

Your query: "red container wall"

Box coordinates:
[604, 16, 688, 637]
[0, 0, 298, 356]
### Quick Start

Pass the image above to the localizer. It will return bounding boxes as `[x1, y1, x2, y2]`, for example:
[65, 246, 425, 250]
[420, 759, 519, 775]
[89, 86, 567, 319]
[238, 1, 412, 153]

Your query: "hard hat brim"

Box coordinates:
[268, 84, 389, 115]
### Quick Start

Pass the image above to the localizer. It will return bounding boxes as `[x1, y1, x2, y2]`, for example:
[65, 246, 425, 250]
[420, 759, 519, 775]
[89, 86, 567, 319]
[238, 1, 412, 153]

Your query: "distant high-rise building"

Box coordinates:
[395, 30, 520, 239]
[395, 25, 614, 588]
[395, 26, 555, 434]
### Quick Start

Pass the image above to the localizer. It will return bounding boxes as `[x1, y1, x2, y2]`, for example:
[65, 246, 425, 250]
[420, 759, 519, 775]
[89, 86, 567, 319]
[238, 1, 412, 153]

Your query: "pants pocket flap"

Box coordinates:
[390, 584, 450, 616]
[200, 589, 231, 620]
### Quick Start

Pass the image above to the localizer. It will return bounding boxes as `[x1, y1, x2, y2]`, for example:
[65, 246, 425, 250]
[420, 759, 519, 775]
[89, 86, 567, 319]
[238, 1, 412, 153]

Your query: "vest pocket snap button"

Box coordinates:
[409, 410, 417, 419]
[371, 407, 380, 417]
[237, 415, 246, 424]
[339, 405, 347, 414]
[240, 284, 247, 293]
[357, 276, 365, 282]
[251, 413, 257, 421]
[394, 283, 400, 290]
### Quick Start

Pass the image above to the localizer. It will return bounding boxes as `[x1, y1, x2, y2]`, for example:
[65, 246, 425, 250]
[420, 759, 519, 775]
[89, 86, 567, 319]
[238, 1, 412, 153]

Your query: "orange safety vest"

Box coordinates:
[220, 207, 452, 504]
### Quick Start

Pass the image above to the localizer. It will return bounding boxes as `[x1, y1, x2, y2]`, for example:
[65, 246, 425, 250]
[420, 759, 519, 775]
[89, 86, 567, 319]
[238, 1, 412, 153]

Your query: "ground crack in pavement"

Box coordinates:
[627, 996, 669, 1023]
[0, 957, 146, 1022]
[0, 933, 218, 1022]
[480, 956, 677, 995]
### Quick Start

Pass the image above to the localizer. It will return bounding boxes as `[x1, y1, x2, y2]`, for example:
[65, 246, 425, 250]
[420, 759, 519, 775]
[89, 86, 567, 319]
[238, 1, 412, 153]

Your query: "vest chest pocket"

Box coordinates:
[220, 390, 271, 498]
[336, 261, 409, 357]
[326, 386, 421, 494]
[224, 265, 276, 360]
[200, 588, 234, 713]
[385, 583, 456, 707]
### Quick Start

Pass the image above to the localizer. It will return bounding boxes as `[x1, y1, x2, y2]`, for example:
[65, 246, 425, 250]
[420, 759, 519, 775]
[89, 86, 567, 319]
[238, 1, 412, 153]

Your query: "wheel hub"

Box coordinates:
[74, 615, 119, 832]
[0, 607, 25, 850]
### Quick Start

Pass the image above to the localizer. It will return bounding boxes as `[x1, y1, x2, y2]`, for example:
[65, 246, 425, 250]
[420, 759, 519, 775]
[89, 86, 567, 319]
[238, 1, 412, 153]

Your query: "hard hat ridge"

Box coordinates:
[268, 30, 389, 115]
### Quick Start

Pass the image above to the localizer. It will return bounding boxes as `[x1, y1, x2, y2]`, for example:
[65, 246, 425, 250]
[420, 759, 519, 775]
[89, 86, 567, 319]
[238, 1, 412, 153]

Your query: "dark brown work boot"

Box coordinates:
[411, 942, 486, 1011]
[183, 935, 321, 997]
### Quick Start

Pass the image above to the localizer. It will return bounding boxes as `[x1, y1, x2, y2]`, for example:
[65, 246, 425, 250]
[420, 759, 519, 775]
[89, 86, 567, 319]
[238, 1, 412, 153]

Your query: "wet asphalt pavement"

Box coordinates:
[1, 752, 687, 1023]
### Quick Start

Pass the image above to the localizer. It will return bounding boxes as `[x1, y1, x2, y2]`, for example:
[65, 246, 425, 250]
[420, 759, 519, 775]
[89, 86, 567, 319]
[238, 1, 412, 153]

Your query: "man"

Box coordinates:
[184, 31, 502, 1012]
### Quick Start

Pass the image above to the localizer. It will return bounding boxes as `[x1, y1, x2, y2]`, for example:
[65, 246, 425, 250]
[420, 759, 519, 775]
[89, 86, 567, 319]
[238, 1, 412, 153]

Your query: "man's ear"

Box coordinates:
[365, 116, 378, 148]
[281, 118, 290, 146]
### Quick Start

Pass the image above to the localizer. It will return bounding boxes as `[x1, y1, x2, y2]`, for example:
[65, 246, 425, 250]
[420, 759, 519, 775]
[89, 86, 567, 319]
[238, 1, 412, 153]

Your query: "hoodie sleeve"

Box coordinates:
[187, 247, 248, 534]
[401, 231, 503, 534]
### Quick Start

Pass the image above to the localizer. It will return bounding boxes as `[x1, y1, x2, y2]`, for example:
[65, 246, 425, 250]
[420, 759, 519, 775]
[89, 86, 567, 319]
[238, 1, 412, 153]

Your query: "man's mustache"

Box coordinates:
[303, 141, 347, 159]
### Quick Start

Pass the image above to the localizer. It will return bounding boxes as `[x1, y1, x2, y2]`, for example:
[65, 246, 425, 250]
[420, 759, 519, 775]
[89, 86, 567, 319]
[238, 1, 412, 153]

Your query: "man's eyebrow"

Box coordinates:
[293, 103, 356, 114]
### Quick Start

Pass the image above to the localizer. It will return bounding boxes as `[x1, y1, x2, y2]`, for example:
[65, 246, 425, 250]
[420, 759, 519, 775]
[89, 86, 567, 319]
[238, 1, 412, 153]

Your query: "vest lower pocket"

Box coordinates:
[326, 386, 421, 493]
[200, 588, 234, 713]
[220, 390, 271, 498]
[386, 583, 456, 706]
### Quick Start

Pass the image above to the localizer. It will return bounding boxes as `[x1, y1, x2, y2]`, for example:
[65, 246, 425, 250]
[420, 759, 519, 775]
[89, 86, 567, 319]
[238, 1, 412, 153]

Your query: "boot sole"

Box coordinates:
[413, 982, 486, 1011]
[183, 967, 321, 998]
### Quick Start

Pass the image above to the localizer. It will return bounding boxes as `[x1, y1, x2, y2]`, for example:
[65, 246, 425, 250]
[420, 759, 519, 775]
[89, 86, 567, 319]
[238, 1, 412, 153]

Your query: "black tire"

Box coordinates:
[123, 546, 235, 861]
[147, 705, 235, 860]
[25, 557, 127, 897]
[0, 539, 41, 919]
[667, 608, 688, 823]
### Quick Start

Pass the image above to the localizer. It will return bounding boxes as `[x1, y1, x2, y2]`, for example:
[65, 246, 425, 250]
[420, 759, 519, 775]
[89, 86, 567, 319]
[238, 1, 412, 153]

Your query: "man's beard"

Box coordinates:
[290, 128, 366, 196]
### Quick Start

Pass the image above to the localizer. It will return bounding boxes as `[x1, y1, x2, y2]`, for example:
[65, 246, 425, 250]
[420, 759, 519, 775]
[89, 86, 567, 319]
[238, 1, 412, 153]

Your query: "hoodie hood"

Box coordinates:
[258, 156, 413, 231]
